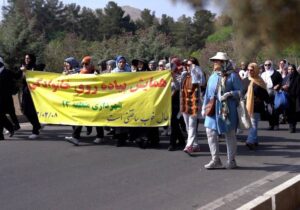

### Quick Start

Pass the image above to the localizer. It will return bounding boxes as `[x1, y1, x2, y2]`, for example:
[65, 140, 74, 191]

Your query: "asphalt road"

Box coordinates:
[0, 121, 299, 210]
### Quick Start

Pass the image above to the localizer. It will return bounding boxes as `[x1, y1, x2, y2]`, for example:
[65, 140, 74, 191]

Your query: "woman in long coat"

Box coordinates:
[202, 52, 242, 169]
[17, 54, 42, 139]
[282, 64, 300, 133]
[0, 57, 15, 140]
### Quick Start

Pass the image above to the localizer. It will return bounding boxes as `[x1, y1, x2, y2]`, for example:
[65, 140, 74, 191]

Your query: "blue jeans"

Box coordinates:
[247, 113, 260, 144]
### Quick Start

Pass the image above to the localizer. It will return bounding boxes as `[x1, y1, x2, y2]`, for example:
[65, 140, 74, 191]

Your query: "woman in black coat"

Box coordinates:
[16, 54, 42, 139]
[0, 57, 15, 140]
[282, 64, 300, 133]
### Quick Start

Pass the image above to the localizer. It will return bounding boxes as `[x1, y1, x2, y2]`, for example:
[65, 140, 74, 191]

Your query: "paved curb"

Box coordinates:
[237, 174, 300, 210]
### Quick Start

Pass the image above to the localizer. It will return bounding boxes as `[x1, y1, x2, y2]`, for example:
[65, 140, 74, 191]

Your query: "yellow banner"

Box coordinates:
[25, 71, 171, 127]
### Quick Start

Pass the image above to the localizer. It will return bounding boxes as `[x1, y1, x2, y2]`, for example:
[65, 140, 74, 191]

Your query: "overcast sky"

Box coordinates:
[0, 0, 221, 20]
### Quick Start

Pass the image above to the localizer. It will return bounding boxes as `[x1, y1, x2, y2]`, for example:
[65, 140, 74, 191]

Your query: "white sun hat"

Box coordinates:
[210, 52, 230, 61]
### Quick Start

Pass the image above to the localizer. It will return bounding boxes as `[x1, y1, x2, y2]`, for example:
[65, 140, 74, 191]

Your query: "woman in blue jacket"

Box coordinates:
[201, 52, 242, 169]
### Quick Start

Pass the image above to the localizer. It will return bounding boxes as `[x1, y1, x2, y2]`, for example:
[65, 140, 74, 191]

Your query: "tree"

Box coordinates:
[44, 33, 88, 72]
[190, 10, 215, 50]
[61, 3, 81, 35]
[129, 26, 172, 61]
[101, 1, 135, 39]
[158, 14, 175, 35]
[28, 0, 66, 40]
[206, 26, 232, 43]
[170, 15, 193, 51]
[136, 9, 158, 29]
[77, 7, 98, 41]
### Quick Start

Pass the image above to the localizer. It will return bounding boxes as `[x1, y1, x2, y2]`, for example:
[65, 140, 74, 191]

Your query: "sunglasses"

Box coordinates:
[264, 64, 271, 66]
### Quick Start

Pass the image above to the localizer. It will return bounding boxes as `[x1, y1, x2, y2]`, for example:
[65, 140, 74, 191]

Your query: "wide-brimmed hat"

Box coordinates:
[132, 58, 147, 66]
[210, 52, 229, 61]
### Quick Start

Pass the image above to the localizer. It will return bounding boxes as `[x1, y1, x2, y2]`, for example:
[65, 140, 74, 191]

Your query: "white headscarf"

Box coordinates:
[261, 61, 274, 89]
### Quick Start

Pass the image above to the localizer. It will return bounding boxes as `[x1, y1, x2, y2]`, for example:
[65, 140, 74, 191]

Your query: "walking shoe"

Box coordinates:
[29, 134, 39, 139]
[183, 146, 193, 154]
[116, 139, 126, 147]
[168, 145, 176, 151]
[93, 137, 104, 144]
[8, 129, 14, 137]
[3, 129, 10, 135]
[289, 126, 296, 133]
[204, 159, 224, 169]
[4, 129, 14, 137]
[136, 138, 146, 149]
[226, 159, 238, 169]
[246, 142, 255, 150]
[65, 136, 79, 146]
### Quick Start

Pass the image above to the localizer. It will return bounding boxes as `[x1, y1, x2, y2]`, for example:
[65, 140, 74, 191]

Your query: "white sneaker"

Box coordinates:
[65, 136, 79, 146]
[204, 159, 224, 169]
[29, 134, 39, 139]
[93, 138, 104, 144]
[4, 129, 10, 135]
[226, 159, 238, 169]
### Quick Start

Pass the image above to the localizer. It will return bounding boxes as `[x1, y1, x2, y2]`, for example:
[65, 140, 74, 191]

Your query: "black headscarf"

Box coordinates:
[23, 53, 37, 70]
[132, 58, 150, 71]
[288, 64, 300, 97]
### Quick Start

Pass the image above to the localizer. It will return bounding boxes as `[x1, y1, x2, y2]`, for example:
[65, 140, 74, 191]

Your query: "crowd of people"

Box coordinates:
[1, 52, 300, 170]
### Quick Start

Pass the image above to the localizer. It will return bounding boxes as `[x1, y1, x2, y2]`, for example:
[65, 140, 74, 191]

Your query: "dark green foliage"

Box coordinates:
[206, 26, 233, 43]
[136, 9, 159, 29]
